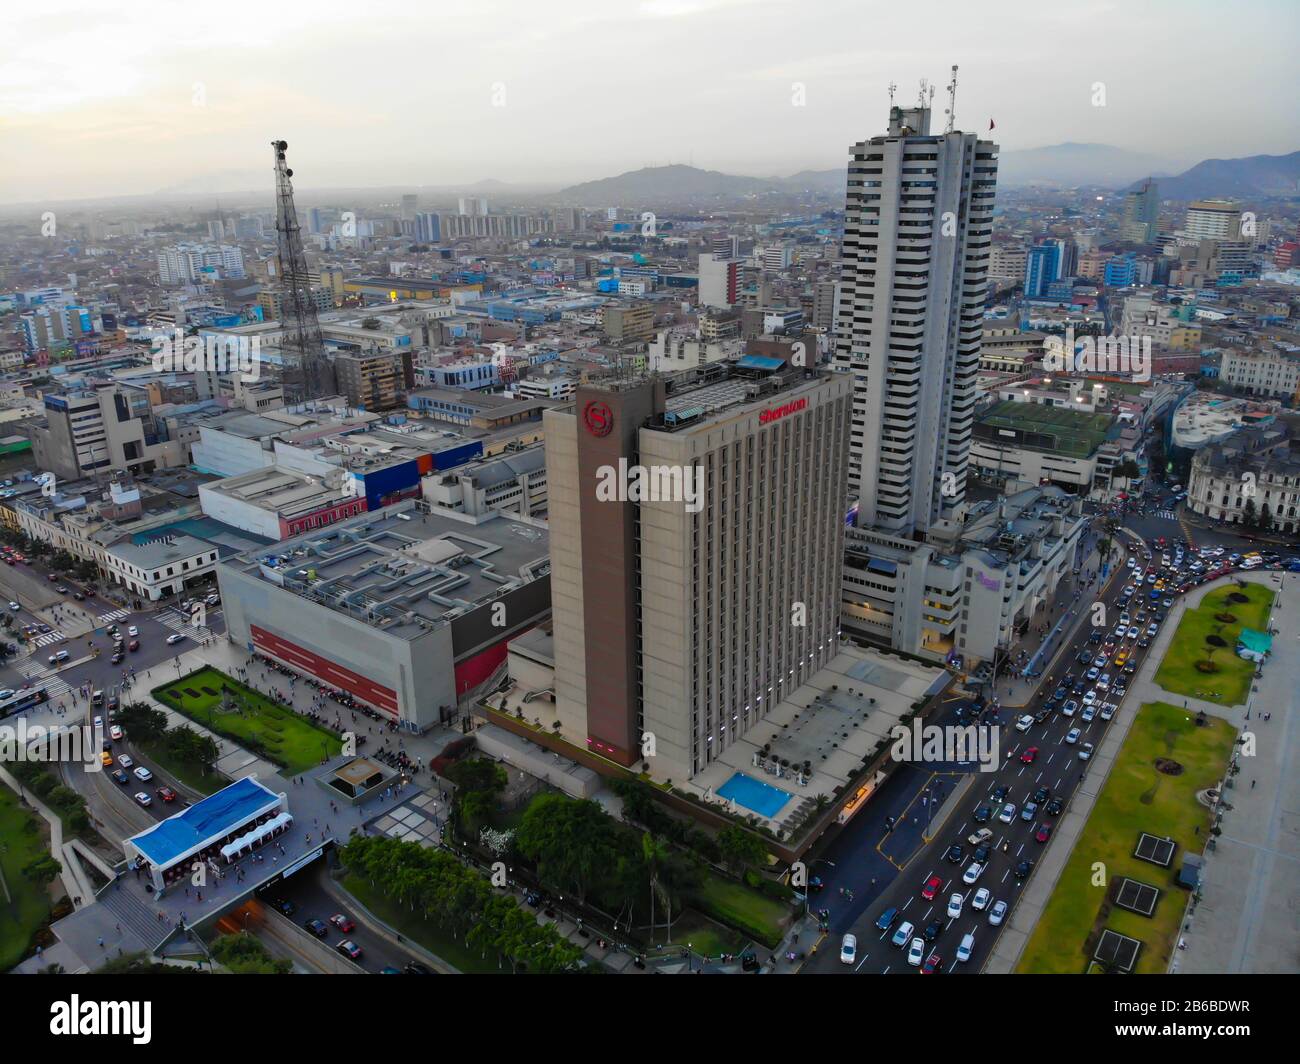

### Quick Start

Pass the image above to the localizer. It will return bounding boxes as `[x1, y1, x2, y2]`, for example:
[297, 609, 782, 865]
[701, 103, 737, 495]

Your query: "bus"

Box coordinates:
[0, 687, 49, 720]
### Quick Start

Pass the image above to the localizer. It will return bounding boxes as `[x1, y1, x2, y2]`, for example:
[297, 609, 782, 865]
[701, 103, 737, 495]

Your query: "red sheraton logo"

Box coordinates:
[583, 400, 614, 437]
[758, 397, 807, 425]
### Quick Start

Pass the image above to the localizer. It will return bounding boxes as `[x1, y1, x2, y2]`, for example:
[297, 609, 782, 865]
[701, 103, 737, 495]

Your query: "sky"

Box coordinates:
[2, 0, 1298, 204]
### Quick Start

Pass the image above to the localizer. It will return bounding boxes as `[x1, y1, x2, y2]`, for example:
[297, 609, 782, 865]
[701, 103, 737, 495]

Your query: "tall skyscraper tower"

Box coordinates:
[834, 101, 998, 536]
[1120, 179, 1160, 243]
[272, 140, 334, 401]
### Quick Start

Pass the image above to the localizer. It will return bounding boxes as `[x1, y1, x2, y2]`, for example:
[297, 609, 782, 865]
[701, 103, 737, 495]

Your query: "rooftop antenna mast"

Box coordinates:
[944, 64, 958, 133]
[887, 81, 897, 106]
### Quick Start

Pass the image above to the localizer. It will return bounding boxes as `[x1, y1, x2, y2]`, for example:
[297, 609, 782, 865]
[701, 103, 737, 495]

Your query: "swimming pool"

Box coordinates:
[717, 772, 792, 818]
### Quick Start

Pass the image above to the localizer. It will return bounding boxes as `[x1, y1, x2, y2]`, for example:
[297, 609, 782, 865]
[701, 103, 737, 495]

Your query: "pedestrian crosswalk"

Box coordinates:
[96, 607, 131, 624]
[1156, 510, 1178, 520]
[32, 630, 67, 648]
[158, 608, 212, 640]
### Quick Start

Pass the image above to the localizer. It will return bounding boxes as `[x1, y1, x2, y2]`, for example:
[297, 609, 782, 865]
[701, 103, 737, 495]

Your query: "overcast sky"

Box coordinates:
[3, 0, 1298, 204]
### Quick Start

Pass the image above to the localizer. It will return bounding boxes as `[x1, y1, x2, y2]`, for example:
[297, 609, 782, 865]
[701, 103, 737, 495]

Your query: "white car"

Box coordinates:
[127, 625, 139, 637]
[7, 601, 19, 611]
[133, 766, 153, 782]
[1078, 742, 1095, 761]
[1014, 714, 1033, 733]
[972, 887, 991, 911]
[1099, 704, 1116, 721]
[962, 861, 984, 885]
[1113, 625, 1127, 639]
[109, 724, 123, 740]
[956, 933, 975, 963]
[998, 802, 1017, 824]
[1082, 690, 1097, 706]
[988, 900, 1008, 926]
[1081, 705, 1097, 723]
[117, 753, 134, 769]
[947, 893, 964, 920]
[134, 791, 152, 807]
[891, 921, 915, 947]
[92, 716, 103, 729]
[840, 933, 857, 965]
[907, 937, 925, 966]
[166, 633, 186, 645]
[1065, 728, 1081, 744]
[967, 827, 994, 847]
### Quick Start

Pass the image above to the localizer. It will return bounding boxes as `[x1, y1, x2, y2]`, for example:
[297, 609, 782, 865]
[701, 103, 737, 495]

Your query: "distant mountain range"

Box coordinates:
[995, 143, 1175, 188]
[1125, 151, 1300, 200]
[555, 164, 828, 204]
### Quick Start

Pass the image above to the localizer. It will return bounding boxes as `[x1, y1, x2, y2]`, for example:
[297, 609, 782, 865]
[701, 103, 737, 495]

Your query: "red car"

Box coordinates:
[156, 786, 177, 803]
[921, 875, 943, 900]
[1035, 823, 1052, 843]
[1020, 747, 1039, 764]
[921, 951, 942, 974]
[329, 913, 355, 933]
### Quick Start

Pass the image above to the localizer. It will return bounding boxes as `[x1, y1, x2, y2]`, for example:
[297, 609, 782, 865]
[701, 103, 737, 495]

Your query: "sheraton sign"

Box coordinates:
[758, 397, 807, 425]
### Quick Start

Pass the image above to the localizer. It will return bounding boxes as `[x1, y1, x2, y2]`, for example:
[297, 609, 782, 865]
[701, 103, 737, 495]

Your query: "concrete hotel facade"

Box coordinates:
[546, 365, 852, 784]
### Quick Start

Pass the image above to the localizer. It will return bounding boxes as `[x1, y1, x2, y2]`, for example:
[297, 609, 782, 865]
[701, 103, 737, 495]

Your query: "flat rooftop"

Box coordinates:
[976, 400, 1113, 457]
[202, 466, 348, 519]
[227, 500, 549, 638]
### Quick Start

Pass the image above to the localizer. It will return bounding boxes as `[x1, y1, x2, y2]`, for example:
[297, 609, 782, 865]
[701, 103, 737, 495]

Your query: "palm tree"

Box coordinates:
[642, 832, 672, 939]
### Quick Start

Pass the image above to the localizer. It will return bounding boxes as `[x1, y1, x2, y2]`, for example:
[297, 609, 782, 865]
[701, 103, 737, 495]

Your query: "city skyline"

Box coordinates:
[4, 0, 1299, 205]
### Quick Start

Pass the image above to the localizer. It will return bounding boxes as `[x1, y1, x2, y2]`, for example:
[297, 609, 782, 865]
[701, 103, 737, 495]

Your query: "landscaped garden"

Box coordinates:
[152, 666, 342, 775]
[1153, 582, 1274, 706]
[0, 785, 59, 972]
[1017, 701, 1236, 974]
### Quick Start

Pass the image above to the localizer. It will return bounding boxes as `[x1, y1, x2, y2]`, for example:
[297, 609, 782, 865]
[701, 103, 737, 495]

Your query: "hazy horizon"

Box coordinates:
[4, 0, 1298, 206]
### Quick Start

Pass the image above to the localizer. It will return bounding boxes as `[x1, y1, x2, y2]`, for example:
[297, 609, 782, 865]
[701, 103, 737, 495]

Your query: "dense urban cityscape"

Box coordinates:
[1, 0, 1295, 1040]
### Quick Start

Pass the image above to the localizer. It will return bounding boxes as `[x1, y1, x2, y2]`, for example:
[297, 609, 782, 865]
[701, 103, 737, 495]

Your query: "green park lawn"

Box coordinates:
[691, 874, 789, 949]
[153, 666, 342, 775]
[0, 786, 55, 972]
[1153, 583, 1274, 706]
[1017, 701, 1236, 974]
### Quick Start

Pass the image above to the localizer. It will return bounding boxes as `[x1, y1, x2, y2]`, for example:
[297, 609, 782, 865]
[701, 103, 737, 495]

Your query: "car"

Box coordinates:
[1051, 686, 1068, 701]
[921, 875, 943, 900]
[988, 900, 1008, 926]
[109, 724, 123, 740]
[403, 962, 433, 974]
[111, 652, 124, 665]
[156, 786, 177, 802]
[891, 921, 915, 947]
[1081, 705, 1097, 723]
[128, 639, 140, 651]
[972, 887, 991, 911]
[46, 573, 58, 582]
[274, 898, 296, 916]
[1082, 690, 1097, 707]
[922, 920, 942, 942]
[992, 785, 1009, 803]
[1014, 714, 1033, 732]
[134, 791, 151, 807]
[1113, 625, 1127, 639]
[962, 862, 984, 885]
[166, 633, 186, 645]
[956, 933, 975, 963]
[304, 918, 328, 938]
[1034, 708, 1051, 724]
[48, 650, 69, 665]
[100, 751, 113, 767]
[944, 844, 963, 864]
[1061, 699, 1079, 718]
[907, 936, 925, 966]
[1045, 797, 1064, 817]
[1032, 786, 1050, 803]
[133, 766, 153, 782]
[875, 907, 898, 932]
[1076, 650, 1092, 665]
[1019, 747, 1038, 764]
[998, 802, 1017, 823]
[921, 950, 942, 974]
[127, 625, 138, 637]
[973, 805, 993, 824]
[1035, 823, 1052, 843]
[840, 933, 857, 964]
[335, 940, 362, 961]
[967, 826, 994, 847]
[1064, 728, 1081, 744]
[73, 591, 85, 600]
[1099, 704, 1116, 721]
[973, 844, 991, 865]
[1078, 742, 1094, 761]
[329, 913, 355, 933]
[117, 753, 133, 769]
[1020, 801, 1038, 822]
[1013, 860, 1034, 879]
[111, 769, 131, 786]
[947, 893, 964, 919]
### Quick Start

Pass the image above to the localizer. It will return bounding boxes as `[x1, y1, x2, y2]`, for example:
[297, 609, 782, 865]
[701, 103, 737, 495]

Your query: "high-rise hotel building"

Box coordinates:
[544, 359, 851, 784]
[834, 104, 998, 536]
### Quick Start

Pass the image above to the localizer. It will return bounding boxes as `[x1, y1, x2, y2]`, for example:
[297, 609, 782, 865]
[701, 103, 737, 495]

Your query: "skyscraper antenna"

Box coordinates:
[887, 81, 897, 106]
[945, 64, 958, 133]
[918, 79, 929, 110]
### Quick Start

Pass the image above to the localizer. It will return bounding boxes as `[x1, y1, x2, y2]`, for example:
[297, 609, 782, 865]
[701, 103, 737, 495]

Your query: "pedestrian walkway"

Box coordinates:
[95, 608, 131, 625]
[32, 630, 67, 648]
[154, 608, 212, 641]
